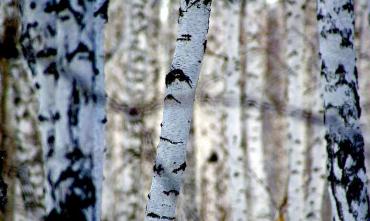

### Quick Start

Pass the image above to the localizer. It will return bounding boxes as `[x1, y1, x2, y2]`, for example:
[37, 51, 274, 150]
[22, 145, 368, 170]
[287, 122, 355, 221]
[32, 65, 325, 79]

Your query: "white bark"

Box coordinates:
[20, 0, 58, 217]
[224, 1, 248, 221]
[245, 1, 271, 220]
[304, 1, 326, 220]
[317, 0, 370, 220]
[145, 0, 212, 220]
[195, 1, 229, 219]
[285, 0, 307, 220]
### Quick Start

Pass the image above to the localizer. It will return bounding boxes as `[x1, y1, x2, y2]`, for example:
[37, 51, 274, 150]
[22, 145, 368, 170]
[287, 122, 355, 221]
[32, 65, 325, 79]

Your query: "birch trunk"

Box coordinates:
[285, 0, 307, 220]
[196, 1, 229, 219]
[245, 0, 271, 220]
[145, 0, 212, 220]
[304, 1, 326, 220]
[23, 0, 107, 219]
[20, 0, 58, 218]
[317, 0, 370, 220]
[224, 1, 248, 220]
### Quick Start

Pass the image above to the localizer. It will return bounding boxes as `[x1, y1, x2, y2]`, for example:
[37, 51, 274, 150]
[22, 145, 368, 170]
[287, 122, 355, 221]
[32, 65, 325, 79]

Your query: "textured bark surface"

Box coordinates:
[317, 0, 370, 220]
[21, 0, 108, 220]
[145, 0, 212, 220]
[285, 0, 307, 220]
[245, 0, 271, 220]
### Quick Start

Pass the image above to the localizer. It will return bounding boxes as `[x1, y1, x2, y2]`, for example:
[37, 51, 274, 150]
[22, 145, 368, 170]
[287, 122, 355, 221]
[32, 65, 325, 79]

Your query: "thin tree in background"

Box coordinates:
[285, 0, 307, 220]
[145, 0, 212, 220]
[0, 1, 20, 219]
[317, 0, 370, 220]
[245, 0, 271, 220]
[304, 0, 326, 220]
[224, 1, 248, 220]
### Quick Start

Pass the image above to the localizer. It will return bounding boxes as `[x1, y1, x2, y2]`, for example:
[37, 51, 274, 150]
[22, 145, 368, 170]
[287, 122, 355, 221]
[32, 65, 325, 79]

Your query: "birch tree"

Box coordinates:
[145, 0, 212, 220]
[245, 0, 271, 220]
[21, 0, 108, 219]
[195, 1, 229, 219]
[317, 0, 370, 220]
[285, 0, 307, 220]
[304, 1, 326, 220]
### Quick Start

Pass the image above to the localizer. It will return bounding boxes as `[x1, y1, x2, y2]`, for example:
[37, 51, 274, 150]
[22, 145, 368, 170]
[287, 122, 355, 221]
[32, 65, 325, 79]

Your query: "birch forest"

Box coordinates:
[1, 0, 370, 220]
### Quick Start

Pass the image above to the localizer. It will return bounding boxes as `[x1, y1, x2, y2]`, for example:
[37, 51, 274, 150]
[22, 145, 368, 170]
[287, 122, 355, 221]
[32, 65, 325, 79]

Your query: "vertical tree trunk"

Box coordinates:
[145, 1, 212, 220]
[285, 0, 307, 220]
[224, 1, 248, 220]
[21, 0, 108, 220]
[20, 0, 58, 218]
[304, 1, 326, 220]
[245, 0, 271, 220]
[317, 0, 370, 220]
[195, 1, 229, 219]
[11, 59, 45, 220]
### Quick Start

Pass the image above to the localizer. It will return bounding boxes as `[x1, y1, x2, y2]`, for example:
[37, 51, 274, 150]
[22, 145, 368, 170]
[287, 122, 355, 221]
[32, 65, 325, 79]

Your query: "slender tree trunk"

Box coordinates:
[285, 0, 307, 220]
[245, 0, 271, 220]
[145, 1, 212, 220]
[304, 1, 326, 220]
[317, 0, 370, 220]
[224, 1, 248, 221]
[10, 59, 45, 220]
[195, 1, 228, 219]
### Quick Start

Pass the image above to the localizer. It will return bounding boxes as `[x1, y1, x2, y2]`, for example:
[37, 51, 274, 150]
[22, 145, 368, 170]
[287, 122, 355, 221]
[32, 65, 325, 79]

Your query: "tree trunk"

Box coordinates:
[245, 0, 271, 220]
[21, 0, 108, 219]
[224, 1, 248, 221]
[285, 0, 307, 220]
[317, 0, 370, 220]
[304, 1, 326, 220]
[145, 1, 212, 220]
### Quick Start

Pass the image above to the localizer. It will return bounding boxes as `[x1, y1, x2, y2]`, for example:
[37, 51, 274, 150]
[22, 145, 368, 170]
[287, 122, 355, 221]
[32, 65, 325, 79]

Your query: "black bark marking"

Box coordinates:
[47, 25, 56, 37]
[36, 48, 57, 58]
[172, 162, 186, 174]
[66, 43, 92, 62]
[165, 69, 192, 88]
[203, 0, 212, 5]
[30, 1, 36, 9]
[53, 112, 60, 121]
[94, 0, 109, 22]
[153, 164, 164, 176]
[342, 2, 354, 12]
[207, 152, 218, 163]
[163, 190, 179, 196]
[67, 80, 80, 126]
[0, 178, 7, 212]
[164, 94, 181, 104]
[177, 34, 192, 41]
[147, 212, 160, 218]
[101, 117, 107, 124]
[203, 39, 207, 53]
[335, 64, 346, 75]
[44, 62, 59, 80]
[160, 136, 183, 145]
[38, 114, 48, 122]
